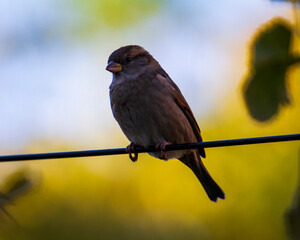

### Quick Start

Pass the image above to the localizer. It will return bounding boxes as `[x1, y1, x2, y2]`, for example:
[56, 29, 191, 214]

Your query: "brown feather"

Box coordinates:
[157, 72, 206, 158]
[180, 152, 225, 202]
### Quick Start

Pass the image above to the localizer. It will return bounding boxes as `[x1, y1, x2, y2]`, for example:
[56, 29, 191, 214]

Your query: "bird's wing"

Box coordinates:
[157, 71, 206, 158]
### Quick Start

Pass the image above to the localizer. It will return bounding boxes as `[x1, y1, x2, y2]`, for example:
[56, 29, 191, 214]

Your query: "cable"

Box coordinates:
[0, 134, 299, 162]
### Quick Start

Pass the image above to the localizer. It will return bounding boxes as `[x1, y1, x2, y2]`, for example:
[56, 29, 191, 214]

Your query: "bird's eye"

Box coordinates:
[125, 56, 131, 63]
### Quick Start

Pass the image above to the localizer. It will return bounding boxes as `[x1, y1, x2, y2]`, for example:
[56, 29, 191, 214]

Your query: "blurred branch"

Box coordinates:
[286, 147, 300, 240]
[292, 0, 300, 37]
[0, 134, 299, 162]
[0, 170, 33, 224]
[289, 54, 300, 65]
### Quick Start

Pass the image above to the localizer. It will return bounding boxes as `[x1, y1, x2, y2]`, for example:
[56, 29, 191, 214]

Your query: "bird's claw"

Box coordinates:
[126, 143, 138, 162]
[155, 141, 171, 160]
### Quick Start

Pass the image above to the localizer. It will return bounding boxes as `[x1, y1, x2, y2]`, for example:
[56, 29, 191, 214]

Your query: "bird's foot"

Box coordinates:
[126, 143, 138, 162]
[155, 141, 171, 160]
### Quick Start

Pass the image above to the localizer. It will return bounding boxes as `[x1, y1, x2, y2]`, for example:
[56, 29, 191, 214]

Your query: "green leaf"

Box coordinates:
[243, 18, 299, 122]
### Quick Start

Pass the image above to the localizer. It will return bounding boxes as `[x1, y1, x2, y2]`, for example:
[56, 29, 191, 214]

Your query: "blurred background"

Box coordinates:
[0, 0, 300, 239]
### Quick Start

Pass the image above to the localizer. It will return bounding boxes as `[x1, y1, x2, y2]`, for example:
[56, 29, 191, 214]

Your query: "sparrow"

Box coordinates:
[106, 45, 225, 202]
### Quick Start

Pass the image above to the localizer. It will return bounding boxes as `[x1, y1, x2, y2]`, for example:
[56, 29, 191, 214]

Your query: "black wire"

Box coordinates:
[0, 134, 299, 162]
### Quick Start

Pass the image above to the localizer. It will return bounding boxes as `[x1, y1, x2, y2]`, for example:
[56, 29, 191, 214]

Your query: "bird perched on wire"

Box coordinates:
[106, 45, 225, 202]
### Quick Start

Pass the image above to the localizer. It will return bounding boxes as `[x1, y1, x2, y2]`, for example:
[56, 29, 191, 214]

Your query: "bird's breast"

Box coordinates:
[109, 77, 196, 159]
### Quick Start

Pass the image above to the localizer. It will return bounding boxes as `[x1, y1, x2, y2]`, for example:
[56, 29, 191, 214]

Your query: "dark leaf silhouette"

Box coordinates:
[243, 18, 300, 121]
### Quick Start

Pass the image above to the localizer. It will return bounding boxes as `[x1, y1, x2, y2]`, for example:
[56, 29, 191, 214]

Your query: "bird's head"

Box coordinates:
[106, 45, 158, 79]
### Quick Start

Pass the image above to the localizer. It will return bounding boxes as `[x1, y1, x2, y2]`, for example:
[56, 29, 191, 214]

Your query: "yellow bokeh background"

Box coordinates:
[0, 1, 299, 239]
[1, 67, 299, 239]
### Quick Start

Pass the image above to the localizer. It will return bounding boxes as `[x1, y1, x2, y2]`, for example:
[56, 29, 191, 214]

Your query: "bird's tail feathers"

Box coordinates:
[180, 152, 225, 202]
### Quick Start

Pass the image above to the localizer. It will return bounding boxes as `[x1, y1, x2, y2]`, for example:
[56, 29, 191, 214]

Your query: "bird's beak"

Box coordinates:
[106, 61, 122, 73]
